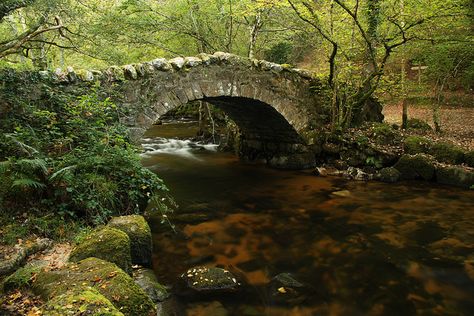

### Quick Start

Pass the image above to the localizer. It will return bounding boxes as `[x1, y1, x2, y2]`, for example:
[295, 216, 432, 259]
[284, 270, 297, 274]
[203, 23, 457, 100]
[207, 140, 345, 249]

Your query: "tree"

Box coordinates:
[0, 0, 71, 65]
[277, 0, 470, 128]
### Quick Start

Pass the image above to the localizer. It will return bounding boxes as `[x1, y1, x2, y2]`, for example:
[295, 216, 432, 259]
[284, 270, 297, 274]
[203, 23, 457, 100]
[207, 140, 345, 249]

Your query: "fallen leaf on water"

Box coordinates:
[278, 287, 287, 294]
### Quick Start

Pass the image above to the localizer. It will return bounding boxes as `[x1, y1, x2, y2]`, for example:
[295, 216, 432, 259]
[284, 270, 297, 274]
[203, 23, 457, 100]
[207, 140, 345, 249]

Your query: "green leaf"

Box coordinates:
[12, 178, 46, 190]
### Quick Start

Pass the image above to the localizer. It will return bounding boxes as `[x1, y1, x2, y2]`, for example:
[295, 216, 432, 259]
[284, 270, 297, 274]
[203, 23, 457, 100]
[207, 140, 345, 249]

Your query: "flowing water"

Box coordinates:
[141, 122, 474, 316]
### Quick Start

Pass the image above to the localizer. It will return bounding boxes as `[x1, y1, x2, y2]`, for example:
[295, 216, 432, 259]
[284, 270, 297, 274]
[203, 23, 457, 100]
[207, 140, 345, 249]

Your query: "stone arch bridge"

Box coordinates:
[38, 52, 333, 168]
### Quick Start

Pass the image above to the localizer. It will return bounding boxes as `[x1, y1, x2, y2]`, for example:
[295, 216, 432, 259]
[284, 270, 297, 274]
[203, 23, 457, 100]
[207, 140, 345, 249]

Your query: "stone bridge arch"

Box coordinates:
[37, 52, 331, 168]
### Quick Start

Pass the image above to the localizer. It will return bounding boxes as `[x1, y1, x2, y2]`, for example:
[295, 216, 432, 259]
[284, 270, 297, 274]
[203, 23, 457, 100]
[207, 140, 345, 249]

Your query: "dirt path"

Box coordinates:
[383, 104, 474, 150]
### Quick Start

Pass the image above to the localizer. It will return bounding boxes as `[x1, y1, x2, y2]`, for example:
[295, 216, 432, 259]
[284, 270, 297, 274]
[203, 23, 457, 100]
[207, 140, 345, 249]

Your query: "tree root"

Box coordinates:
[0, 238, 52, 277]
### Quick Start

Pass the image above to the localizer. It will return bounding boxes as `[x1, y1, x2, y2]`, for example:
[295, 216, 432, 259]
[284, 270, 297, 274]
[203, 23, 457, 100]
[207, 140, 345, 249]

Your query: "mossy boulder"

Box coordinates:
[378, 167, 401, 183]
[430, 142, 465, 164]
[69, 227, 132, 274]
[407, 118, 432, 131]
[466, 151, 474, 168]
[403, 136, 432, 155]
[40, 288, 124, 316]
[108, 215, 152, 268]
[133, 268, 169, 303]
[436, 166, 474, 189]
[394, 154, 436, 181]
[2, 265, 40, 292]
[370, 123, 399, 145]
[33, 258, 156, 316]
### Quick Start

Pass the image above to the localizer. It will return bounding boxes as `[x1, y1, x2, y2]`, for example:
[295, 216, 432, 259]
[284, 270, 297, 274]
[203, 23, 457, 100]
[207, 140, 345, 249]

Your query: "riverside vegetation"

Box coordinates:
[1, 0, 473, 314]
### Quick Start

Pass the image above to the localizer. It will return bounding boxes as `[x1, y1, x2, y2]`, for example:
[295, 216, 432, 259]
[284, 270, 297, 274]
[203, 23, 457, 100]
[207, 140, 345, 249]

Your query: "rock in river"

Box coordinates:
[175, 266, 241, 297]
[108, 215, 153, 268]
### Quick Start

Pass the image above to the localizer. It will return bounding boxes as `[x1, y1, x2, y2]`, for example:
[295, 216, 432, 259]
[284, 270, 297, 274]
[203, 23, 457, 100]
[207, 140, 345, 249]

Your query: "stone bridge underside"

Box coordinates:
[40, 52, 331, 168]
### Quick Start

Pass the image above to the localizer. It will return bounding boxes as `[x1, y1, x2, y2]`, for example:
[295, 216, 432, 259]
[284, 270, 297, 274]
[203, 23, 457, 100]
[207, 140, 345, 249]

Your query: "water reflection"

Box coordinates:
[142, 123, 474, 316]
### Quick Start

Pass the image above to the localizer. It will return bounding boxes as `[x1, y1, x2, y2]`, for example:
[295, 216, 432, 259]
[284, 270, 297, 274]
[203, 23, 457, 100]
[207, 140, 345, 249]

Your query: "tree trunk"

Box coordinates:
[248, 9, 262, 59]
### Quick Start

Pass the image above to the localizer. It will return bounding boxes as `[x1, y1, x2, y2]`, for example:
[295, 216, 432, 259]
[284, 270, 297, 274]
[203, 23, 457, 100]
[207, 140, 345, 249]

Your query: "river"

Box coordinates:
[141, 121, 474, 316]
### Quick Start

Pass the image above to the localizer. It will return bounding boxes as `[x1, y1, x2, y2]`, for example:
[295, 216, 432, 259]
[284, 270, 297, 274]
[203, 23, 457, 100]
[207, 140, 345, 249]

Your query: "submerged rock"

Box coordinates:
[40, 288, 124, 316]
[268, 273, 307, 305]
[33, 258, 156, 316]
[175, 266, 241, 296]
[133, 268, 170, 303]
[186, 301, 229, 316]
[108, 215, 152, 268]
[69, 227, 132, 274]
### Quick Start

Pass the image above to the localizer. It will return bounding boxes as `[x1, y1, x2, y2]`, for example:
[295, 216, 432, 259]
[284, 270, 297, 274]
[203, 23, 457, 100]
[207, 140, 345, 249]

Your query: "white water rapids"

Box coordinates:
[141, 137, 219, 160]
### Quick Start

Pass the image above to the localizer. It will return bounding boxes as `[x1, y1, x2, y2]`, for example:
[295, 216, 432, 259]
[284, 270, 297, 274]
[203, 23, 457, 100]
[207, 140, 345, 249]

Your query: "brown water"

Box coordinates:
[142, 122, 474, 316]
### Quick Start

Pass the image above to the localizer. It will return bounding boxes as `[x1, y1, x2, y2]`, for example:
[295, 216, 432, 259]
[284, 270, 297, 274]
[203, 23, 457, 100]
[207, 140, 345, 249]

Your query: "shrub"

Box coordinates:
[0, 79, 173, 225]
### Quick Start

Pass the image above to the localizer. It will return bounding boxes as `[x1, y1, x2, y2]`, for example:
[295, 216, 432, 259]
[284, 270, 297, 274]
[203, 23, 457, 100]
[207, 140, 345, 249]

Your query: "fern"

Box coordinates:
[49, 165, 76, 182]
[4, 135, 39, 156]
[16, 158, 48, 175]
[0, 160, 11, 174]
[12, 178, 46, 190]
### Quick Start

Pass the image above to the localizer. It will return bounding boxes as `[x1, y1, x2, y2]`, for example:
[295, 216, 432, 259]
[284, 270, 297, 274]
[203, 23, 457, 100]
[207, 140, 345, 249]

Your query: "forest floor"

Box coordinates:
[383, 103, 474, 151]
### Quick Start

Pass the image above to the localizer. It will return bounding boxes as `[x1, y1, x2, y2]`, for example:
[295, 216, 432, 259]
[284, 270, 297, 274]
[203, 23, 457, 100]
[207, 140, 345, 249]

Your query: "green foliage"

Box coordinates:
[0, 211, 89, 244]
[264, 42, 293, 64]
[0, 78, 173, 225]
[366, 156, 383, 169]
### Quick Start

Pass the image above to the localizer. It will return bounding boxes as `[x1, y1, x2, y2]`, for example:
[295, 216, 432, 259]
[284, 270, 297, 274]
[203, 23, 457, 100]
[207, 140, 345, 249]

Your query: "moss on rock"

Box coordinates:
[33, 258, 156, 316]
[407, 118, 432, 131]
[394, 154, 436, 181]
[69, 227, 132, 274]
[436, 166, 474, 189]
[107, 215, 152, 268]
[466, 151, 474, 168]
[378, 167, 401, 183]
[429, 142, 465, 164]
[41, 288, 124, 316]
[403, 136, 432, 155]
[133, 268, 169, 303]
[2, 265, 40, 292]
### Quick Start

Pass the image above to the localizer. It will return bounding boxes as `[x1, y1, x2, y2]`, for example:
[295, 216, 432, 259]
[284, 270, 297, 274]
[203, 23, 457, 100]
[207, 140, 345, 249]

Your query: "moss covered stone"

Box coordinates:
[2, 265, 40, 292]
[394, 154, 436, 181]
[133, 268, 169, 303]
[41, 288, 124, 316]
[33, 258, 156, 316]
[378, 167, 401, 183]
[407, 118, 432, 131]
[429, 142, 465, 164]
[69, 227, 132, 274]
[436, 166, 474, 189]
[108, 215, 152, 268]
[466, 151, 474, 168]
[176, 266, 240, 297]
[403, 136, 432, 155]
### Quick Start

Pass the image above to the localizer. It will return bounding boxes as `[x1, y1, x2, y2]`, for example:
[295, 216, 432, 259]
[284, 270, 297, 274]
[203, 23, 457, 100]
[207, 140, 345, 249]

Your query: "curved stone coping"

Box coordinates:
[38, 52, 316, 84]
